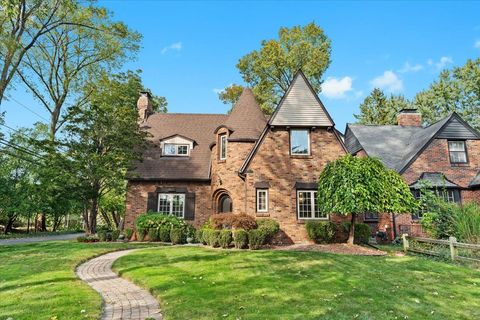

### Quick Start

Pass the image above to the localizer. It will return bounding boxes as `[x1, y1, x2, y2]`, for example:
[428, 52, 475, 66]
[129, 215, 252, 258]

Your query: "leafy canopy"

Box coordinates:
[354, 88, 411, 125]
[317, 155, 418, 215]
[219, 22, 331, 114]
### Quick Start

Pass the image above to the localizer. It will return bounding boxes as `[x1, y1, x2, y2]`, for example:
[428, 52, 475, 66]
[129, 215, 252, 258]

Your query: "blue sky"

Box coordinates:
[2, 0, 480, 133]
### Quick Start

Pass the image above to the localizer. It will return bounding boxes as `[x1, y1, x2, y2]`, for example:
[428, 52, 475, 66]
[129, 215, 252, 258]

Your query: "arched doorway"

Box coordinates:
[218, 194, 232, 213]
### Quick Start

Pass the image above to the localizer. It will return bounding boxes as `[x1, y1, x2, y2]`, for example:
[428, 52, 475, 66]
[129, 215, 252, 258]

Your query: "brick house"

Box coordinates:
[345, 109, 480, 238]
[125, 71, 480, 243]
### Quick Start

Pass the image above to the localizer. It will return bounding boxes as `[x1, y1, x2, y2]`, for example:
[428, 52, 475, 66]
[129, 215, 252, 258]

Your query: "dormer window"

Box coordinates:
[163, 143, 189, 156]
[290, 129, 310, 155]
[219, 134, 227, 160]
[448, 141, 467, 164]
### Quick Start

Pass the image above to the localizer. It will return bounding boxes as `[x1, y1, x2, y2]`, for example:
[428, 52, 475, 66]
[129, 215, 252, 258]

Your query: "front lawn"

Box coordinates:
[114, 246, 480, 320]
[0, 241, 155, 320]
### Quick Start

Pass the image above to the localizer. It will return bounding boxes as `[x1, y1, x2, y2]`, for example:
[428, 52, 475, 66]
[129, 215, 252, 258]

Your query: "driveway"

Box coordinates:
[0, 233, 83, 245]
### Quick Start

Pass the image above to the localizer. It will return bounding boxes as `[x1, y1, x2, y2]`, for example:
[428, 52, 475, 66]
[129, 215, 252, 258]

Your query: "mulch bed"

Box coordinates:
[271, 243, 387, 256]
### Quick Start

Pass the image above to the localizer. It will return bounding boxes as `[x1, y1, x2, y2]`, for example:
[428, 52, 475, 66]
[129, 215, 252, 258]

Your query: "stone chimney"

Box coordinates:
[137, 91, 153, 121]
[397, 108, 422, 127]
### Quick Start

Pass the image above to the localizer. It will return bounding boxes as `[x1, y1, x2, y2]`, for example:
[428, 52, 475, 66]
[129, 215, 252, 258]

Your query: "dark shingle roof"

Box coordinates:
[129, 113, 227, 180]
[410, 173, 460, 189]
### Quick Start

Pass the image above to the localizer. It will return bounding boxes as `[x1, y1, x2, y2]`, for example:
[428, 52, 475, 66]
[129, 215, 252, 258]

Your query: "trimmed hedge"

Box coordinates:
[209, 213, 257, 231]
[219, 230, 233, 248]
[111, 230, 120, 241]
[257, 219, 280, 243]
[159, 225, 171, 242]
[135, 212, 186, 230]
[248, 229, 265, 250]
[233, 229, 248, 249]
[305, 221, 336, 244]
[137, 228, 146, 241]
[77, 235, 99, 243]
[170, 227, 185, 245]
[148, 228, 159, 242]
[124, 228, 133, 240]
[342, 222, 371, 244]
[196, 229, 207, 245]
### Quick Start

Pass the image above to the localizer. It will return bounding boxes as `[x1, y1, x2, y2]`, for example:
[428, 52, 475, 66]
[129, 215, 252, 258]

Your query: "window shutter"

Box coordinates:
[184, 192, 196, 220]
[147, 192, 158, 212]
[453, 189, 461, 204]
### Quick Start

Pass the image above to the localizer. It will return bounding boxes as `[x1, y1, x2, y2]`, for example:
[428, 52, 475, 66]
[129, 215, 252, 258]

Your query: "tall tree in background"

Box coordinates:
[414, 58, 480, 130]
[0, 0, 87, 105]
[219, 22, 331, 114]
[16, 2, 141, 140]
[354, 88, 411, 125]
[64, 71, 151, 234]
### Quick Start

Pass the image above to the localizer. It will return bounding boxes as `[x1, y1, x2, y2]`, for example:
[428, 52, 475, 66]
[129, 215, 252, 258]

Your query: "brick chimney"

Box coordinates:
[397, 108, 422, 127]
[137, 91, 153, 121]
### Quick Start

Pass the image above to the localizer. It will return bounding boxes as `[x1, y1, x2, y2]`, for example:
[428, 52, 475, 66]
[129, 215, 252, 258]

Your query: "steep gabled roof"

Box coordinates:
[470, 171, 480, 188]
[269, 70, 334, 127]
[225, 88, 267, 141]
[345, 113, 480, 173]
[410, 172, 460, 189]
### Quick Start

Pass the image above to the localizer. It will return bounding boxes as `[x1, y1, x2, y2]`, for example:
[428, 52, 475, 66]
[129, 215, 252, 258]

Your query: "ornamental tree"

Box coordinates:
[317, 155, 418, 245]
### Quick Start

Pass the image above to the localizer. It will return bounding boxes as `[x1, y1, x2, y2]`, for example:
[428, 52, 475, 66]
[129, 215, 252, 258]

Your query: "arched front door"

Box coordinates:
[218, 194, 232, 213]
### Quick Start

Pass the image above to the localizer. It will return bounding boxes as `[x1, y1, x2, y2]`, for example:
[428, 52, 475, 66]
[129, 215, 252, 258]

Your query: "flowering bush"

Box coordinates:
[135, 212, 186, 230]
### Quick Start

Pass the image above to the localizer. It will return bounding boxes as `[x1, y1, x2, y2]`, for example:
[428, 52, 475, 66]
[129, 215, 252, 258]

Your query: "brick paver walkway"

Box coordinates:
[76, 250, 162, 320]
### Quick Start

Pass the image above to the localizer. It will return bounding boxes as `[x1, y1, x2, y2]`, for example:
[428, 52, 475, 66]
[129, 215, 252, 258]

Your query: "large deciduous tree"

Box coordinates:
[414, 58, 480, 130]
[219, 22, 331, 114]
[317, 155, 418, 245]
[354, 88, 412, 125]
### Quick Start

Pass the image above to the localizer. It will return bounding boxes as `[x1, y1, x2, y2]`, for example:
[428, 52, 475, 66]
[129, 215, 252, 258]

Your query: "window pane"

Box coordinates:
[164, 144, 176, 155]
[158, 194, 171, 213]
[313, 191, 328, 219]
[290, 130, 309, 155]
[220, 135, 227, 159]
[171, 194, 185, 218]
[449, 141, 465, 151]
[298, 191, 312, 218]
[450, 151, 467, 163]
[177, 145, 188, 155]
[257, 190, 267, 211]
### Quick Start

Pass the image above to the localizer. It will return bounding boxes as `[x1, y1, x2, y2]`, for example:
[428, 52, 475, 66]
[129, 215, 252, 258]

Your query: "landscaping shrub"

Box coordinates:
[219, 230, 233, 248]
[204, 229, 220, 247]
[233, 229, 248, 249]
[159, 225, 171, 242]
[196, 229, 206, 245]
[209, 213, 257, 230]
[248, 229, 265, 250]
[97, 230, 107, 242]
[136, 228, 146, 241]
[170, 227, 185, 245]
[148, 228, 159, 242]
[305, 221, 336, 244]
[135, 212, 186, 230]
[185, 224, 197, 243]
[111, 230, 120, 241]
[124, 228, 133, 240]
[77, 235, 99, 243]
[342, 222, 371, 244]
[105, 232, 113, 242]
[454, 203, 480, 244]
[257, 219, 280, 243]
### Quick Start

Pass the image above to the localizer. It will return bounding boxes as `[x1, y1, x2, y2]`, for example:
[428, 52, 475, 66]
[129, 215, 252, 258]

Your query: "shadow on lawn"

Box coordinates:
[0, 276, 77, 292]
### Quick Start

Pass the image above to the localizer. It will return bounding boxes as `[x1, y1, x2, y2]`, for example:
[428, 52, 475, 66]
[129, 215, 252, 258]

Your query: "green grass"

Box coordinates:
[114, 246, 480, 320]
[0, 241, 156, 320]
[0, 230, 82, 240]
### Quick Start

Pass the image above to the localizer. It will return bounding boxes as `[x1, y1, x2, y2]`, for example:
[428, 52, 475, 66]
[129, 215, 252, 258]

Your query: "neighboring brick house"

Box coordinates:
[125, 71, 347, 243]
[345, 109, 480, 238]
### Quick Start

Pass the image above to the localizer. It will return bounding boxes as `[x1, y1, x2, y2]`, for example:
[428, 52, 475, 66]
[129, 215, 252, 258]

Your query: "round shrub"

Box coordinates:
[124, 228, 133, 240]
[248, 229, 265, 250]
[342, 222, 371, 244]
[147, 228, 159, 242]
[111, 230, 120, 241]
[233, 229, 248, 249]
[135, 212, 186, 230]
[219, 230, 233, 248]
[170, 227, 185, 245]
[305, 221, 336, 244]
[97, 230, 107, 242]
[77, 235, 99, 243]
[257, 219, 280, 244]
[204, 229, 220, 247]
[209, 213, 257, 231]
[159, 225, 171, 242]
[136, 228, 146, 241]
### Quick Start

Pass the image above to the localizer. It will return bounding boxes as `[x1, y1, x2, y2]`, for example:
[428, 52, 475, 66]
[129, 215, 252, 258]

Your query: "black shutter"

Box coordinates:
[184, 192, 195, 220]
[147, 192, 158, 212]
[453, 189, 461, 204]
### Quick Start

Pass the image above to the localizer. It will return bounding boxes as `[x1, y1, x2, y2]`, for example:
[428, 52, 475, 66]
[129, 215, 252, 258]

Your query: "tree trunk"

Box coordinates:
[88, 197, 99, 234]
[5, 215, 16, 234]
[100, 209, 112, 229]
[347, 213, 356, 245]
[27, 214, 31, 233]
[40, 213, 47, 231]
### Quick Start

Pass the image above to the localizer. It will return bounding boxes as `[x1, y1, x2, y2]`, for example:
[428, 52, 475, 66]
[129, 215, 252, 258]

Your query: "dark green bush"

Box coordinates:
[111, 230, 120, 241]
[218, 230, 233, 248]
[257, 219, 280, 244]
[159, 225, 171, 242]
[170, 227, 185, 245]
[185, 224, 197, 242]
[342, 222, 371, 244]
[196, 229, 206, 245]
[77, 235, 99, 243]
[105, 232, 113, 242]
[233, 229, 248, 249]
[204, 229, 220, 247]
[97, 230, 107, 242]
[305, 221, 336, 244]
[148, 228, 159, 242]
[136, 228, 146, 241]
[124, 228, 133, 240]
[248, 229, 265, 250]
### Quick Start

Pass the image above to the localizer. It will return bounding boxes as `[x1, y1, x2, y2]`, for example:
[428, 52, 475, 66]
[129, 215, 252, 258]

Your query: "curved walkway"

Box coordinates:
[76, 250, 162, 320]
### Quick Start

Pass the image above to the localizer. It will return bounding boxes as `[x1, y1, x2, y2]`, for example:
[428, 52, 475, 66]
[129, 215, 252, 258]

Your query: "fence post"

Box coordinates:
[402, 234, 409, 253]
[449, 236, 457, 261]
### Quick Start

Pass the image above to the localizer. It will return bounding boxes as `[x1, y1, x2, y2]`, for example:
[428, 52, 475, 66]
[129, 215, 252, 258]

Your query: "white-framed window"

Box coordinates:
[163, 143, 189, 156]
[297, 190, 328, 219]
[290, 129, 310, 155]
[157, 193, 185, 218]
[256, 189, 268, 212]
[219, 134, 227, 160]
[448, 141, 467, 164]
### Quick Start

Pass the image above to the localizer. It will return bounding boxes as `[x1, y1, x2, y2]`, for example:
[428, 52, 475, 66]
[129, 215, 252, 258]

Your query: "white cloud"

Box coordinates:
[370, 70, 403, 93]
[398, 62, 423, 73]
[428, 56, 453, 70]
[161, 42, 182, 54]
[321, 76, 353, 99]
[475, 40, 480, 49]
[212, 88, 223, 94]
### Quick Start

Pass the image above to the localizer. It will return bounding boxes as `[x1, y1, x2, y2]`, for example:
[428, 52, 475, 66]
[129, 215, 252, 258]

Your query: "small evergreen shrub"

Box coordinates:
[233, 229, 248, 249]
[124, 228, 133, 240]
[170, 227, 185, 245]
[159, 225, 171, 242]
[196, 229, 206, 245]
[305, 221, 336, 244]
[148, 228, 159, 242]
[248, 229, 265, 250]
[97, 230, 107, 242]
[111, 230, 120, 241]
[77, 235, 99, 243]
[257, 219, 280, 244]
[204, 229, 220, 247]
[136, 228, 146, 241]
[209, 213, 257, 230]
[219, 230, 233, 248]
[342, 222, 371, 244]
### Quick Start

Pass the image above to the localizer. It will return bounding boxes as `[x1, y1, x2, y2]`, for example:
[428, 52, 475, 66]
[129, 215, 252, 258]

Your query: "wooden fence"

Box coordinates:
[402, 234, 480, 263]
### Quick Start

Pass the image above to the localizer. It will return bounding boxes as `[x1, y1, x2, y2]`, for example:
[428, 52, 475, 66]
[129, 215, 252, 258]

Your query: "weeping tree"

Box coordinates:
[317, 155, 418, 245]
